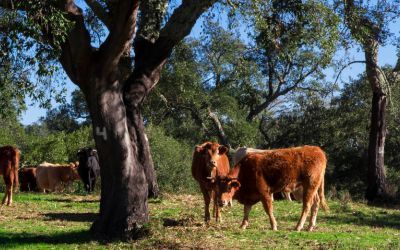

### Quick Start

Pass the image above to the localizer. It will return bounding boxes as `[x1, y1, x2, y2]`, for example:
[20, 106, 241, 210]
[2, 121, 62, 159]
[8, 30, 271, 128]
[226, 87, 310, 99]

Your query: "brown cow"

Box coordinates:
[192, 141, 230, 223]
[19, 167, 38, 192]
[0, 146, 20, 206]
[234, 147, 302, 201]
[217, 145, 328, 231]
[36, 163, 80, 192]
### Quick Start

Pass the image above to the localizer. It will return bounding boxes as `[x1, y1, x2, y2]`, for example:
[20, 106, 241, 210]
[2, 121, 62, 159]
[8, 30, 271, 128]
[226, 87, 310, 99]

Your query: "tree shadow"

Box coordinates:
[325, 210, 400, 230]
[44, 212, 98, 222]
[162, 215, 202, 227]
[46, 198, 99, 203]
[0, 230, 92, 247]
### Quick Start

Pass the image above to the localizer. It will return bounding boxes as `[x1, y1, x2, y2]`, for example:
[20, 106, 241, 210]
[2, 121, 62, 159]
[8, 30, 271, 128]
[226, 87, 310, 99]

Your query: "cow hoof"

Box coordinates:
[272, 227, 277, 231]
[295, 227, 302, 232]
[307, 226, 314, 232]
[240, 222, 248, 229]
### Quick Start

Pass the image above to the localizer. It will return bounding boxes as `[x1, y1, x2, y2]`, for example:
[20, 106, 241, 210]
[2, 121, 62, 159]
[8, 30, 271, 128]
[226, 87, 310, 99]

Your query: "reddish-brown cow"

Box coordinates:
[19, 167, 38, 192]
[217, 145, 328, 231]
[192, 141, 230, 222]
[0, 146, 20, 206]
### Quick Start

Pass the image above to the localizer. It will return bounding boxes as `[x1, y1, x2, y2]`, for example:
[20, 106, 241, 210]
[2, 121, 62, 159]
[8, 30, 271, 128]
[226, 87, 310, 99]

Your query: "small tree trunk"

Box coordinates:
[364, 44, 388, 201]
[85, 79, 150, 240]
[365, 91, 388, 201]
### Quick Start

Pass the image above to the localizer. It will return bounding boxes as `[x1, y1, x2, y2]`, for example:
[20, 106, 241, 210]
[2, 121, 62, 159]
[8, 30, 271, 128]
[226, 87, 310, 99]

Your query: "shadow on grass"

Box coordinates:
[325, 210, 400, 229]
[47, 198, 99, 203]
[0, 230, 92, 247]
[44, 212, 98, 222]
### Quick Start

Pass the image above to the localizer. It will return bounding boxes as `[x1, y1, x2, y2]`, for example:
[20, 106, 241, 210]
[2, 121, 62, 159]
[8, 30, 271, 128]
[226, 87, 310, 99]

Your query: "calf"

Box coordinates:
[217, 146, 328, 231]
[36, 163, 80, 192]
[0, 146, 20, 205]
[77, 147, 100, 192]
[19, 167, 37, 192]
[192, 141, 230, 222]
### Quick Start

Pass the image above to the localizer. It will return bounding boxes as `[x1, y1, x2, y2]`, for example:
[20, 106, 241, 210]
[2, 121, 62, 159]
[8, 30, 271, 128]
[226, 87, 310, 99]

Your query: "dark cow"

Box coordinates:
[0, 146, 20, 205]
[19, 167, 37, 192]
[77, 147, 100, 192]
[192, 141, 230, 223]
[217, 146, 328, 231]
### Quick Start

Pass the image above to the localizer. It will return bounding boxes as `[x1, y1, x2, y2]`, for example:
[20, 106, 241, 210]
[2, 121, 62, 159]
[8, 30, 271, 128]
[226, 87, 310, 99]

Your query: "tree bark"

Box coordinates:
[82, 77, 150, 240]
[364, 44, 388, 201]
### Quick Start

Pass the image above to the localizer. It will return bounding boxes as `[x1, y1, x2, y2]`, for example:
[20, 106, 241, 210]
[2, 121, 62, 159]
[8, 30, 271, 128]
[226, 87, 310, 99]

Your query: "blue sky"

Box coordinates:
[19, 4, 400, 125]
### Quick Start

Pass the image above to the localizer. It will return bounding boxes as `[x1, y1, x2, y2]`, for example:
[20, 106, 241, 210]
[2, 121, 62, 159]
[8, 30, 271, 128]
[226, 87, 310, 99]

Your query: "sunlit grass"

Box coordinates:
[0, 192, 399, 249]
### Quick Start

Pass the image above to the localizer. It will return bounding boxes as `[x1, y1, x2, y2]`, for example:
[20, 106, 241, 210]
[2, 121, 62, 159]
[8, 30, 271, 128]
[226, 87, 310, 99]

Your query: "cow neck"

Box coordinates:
[228, 164, 240, 179]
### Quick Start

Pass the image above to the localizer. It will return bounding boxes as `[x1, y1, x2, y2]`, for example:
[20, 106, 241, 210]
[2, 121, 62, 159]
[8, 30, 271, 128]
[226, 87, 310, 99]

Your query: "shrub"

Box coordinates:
[147, 125, 197, 193]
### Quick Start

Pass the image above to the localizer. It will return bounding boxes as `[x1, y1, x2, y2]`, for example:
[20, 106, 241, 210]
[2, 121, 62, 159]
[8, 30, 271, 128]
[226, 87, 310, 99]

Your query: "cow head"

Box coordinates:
[77, 148, 97, 159]
[195, 142, 229, 182]
[216, 176, 241, 207]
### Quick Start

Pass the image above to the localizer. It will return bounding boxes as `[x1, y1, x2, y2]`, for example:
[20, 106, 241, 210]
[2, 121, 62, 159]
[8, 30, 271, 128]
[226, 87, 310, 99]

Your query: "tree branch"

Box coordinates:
[84, 0, 111, 30]
[127, 0, 218, 91]
[98, 0, 139, 75]
[59, 0, 93, 86]
[0, 0, 93, 86]
[333, 60, 366, 85]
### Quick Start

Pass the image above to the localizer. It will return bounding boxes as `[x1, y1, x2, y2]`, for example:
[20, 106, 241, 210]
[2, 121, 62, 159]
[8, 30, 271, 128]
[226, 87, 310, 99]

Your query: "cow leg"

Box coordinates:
[285, 192, 292, 201]
[260, 193, 277, 230]
[240, 204, 252, 229]
[6, 183, 12, 206]
[296, 185, 318, 231]
[2, 175, 12, 206]
[213, 191, 221, 222]
[201, 187, 211, 223]
[307, 193, 320, 231]
[91, 178, 96, 192]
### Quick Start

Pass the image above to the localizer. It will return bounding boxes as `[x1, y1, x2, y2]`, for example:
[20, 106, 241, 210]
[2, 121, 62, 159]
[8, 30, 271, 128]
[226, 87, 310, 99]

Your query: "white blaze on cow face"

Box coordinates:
[217, 178, 241, 207]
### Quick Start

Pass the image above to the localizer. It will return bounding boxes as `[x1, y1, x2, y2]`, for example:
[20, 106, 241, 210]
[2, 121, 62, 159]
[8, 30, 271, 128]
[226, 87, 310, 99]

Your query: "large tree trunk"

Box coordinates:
[84, 76, 153, 240]
[124, 80, 159, 198]
[364, 44, 388, 202]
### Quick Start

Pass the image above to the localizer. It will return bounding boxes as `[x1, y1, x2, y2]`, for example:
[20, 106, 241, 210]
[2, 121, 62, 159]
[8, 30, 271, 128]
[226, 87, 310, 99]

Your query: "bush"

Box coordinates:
[147, 125, 197, 193]
[64, 125, 95, 162]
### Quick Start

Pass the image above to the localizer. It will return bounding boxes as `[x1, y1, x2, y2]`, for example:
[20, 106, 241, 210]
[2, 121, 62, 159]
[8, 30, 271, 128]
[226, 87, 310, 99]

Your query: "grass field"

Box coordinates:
[0, 192, 400, 249]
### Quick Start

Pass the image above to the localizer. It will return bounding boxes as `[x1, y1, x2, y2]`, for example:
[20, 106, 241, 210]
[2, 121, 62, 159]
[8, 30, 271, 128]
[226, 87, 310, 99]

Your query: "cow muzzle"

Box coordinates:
[219, 199, 230, 207]
[206, 165, 217, 183]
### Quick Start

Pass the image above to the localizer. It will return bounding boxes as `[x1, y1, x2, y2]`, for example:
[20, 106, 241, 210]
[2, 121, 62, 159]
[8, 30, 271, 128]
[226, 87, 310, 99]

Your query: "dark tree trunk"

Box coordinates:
[365, 91, 388, 201]
[364, 44, 388, 202]
[123, 79, 160, 198]
[82, 76, 153, 240]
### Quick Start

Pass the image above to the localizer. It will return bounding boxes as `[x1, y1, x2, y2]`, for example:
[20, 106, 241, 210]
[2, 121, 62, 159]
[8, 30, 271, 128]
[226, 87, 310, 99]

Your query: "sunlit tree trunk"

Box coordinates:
[364, 44, 388, 201]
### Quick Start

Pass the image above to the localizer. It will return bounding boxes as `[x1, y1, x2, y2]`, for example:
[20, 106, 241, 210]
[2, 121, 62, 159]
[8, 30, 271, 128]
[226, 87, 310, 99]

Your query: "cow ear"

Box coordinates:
[195, 146, 203, 153]
[229, 180, 241, 189]
[218, 145, 229, 155]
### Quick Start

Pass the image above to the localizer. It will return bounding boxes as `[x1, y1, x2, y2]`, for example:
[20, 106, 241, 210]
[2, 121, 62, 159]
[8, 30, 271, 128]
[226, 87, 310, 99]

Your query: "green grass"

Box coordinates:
[0, 192, 400, 249]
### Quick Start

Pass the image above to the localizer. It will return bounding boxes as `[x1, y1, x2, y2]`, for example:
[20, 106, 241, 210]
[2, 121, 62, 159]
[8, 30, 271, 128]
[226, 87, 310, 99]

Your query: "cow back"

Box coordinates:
[231, 146, 326, 204]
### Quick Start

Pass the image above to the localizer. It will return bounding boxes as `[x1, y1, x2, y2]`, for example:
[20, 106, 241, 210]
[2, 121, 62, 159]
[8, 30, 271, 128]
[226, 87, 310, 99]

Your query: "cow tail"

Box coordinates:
[13, 149, 20, 192]
[318, 177, 329, 212]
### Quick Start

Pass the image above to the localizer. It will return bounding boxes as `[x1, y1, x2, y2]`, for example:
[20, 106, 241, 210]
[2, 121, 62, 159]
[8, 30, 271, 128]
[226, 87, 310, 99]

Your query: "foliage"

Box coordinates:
[144, 26, 263, 148]
[147, 125, 197, 193]
[1, 1, 72, 109]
